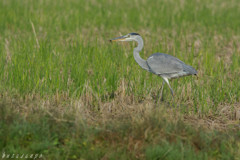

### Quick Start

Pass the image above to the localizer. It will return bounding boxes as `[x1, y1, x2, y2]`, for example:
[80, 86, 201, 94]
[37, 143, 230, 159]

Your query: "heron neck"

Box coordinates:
[134, 36, 144, 52]
[133, 36, 149, 71]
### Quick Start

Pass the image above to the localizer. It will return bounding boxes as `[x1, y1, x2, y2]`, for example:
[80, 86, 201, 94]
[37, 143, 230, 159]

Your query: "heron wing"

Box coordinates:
[146, 53, 186, 75]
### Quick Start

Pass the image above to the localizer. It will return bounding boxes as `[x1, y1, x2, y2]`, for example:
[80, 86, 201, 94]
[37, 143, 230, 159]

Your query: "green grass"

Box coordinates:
[0, 0, 240, 159]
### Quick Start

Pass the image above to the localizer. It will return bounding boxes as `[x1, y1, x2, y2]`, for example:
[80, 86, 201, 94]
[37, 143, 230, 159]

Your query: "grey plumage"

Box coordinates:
[110, 33, 197, 99]
[147, 53, 197, 79]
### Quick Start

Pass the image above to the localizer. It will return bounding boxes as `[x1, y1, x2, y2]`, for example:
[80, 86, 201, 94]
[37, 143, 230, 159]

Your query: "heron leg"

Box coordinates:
[162, 77, 174, 98]
[160, 81, 165, 101]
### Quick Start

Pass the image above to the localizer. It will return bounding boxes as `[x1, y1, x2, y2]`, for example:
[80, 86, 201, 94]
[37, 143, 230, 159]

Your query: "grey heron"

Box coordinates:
[110, 33, 197, 99]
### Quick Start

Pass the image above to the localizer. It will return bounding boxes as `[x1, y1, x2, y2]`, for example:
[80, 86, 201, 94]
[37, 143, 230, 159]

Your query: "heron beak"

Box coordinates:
[109, 36, 126, 42]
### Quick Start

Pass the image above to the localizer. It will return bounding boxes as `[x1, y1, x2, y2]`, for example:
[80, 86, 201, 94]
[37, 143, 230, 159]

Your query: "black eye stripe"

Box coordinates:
[129, 33, 140, 36]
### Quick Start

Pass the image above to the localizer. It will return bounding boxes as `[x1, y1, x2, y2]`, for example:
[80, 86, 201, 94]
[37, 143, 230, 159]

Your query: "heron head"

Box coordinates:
[109, 33, 140, 42]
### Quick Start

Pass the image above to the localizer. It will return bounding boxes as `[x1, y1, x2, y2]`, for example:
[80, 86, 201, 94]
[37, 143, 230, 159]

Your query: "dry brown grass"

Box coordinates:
[2, 84, 239, 133]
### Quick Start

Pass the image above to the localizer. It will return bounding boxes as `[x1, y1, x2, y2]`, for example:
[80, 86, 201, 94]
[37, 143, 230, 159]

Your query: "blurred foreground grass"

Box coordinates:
[1, 97, 240, 159]
[0, 0, 240, 159]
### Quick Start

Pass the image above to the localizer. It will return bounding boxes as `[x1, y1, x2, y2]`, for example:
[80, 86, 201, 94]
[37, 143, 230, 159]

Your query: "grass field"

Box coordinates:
[1, 0, 240, 159]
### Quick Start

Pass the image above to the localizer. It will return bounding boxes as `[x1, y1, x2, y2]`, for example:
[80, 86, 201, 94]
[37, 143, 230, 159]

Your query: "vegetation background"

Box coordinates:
[0, 0, 240, 159]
